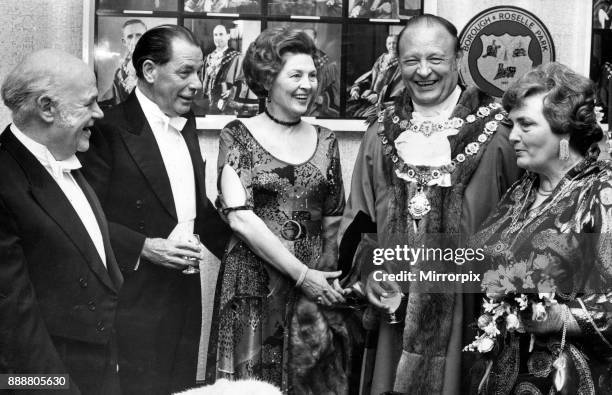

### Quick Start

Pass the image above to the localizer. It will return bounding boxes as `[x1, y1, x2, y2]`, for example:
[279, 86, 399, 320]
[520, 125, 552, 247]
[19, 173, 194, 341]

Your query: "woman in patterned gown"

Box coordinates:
[206, 27, 351, 394]
[470, 62, 612, 394]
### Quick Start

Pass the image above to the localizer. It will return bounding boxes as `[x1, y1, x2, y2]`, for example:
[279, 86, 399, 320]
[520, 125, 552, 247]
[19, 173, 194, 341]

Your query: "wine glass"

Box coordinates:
[182, 234, 202, 275]
[380, 291, 403, 324]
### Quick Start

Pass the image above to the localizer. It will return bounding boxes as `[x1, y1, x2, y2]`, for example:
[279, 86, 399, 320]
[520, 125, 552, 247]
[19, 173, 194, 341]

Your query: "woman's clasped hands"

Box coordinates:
[299, 269, 348, 306]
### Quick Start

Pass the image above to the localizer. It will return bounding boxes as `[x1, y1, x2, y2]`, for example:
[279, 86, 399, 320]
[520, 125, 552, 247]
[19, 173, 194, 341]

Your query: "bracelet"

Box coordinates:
[295, 266, 308, 288]
[221, 205, 252, 216]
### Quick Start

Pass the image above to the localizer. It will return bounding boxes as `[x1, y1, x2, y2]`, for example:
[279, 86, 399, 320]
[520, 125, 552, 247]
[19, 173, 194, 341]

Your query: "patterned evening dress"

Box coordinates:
[206, 120, 350, 394]
[470, 148, 612, 394]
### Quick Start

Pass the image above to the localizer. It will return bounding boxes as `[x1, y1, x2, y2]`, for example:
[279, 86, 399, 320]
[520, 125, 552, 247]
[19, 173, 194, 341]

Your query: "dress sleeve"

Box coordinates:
[323, 133, 345, 217]
[569, 175, 612, 352]
[217, 122, 254, 210]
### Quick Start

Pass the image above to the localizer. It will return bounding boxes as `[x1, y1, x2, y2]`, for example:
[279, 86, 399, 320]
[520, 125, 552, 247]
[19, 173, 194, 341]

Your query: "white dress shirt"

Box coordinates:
[135, 88, 197, 234]
[395, 86, 462, 186]
[11, 124, 107, 267]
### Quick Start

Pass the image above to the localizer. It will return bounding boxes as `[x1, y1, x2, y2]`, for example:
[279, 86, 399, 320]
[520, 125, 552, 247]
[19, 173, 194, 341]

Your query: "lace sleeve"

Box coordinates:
[217, 121, 254, 211]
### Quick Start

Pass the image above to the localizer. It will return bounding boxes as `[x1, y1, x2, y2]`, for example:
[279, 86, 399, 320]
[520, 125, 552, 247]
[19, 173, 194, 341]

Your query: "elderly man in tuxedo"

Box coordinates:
[79, 24, 232, 395]
[0, 49, 122, 395]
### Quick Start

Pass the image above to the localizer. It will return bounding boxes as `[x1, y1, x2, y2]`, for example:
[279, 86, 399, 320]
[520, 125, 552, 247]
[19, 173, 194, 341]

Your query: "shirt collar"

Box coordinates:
[135, 87, 187, 133]
[10, 124, 82, 178]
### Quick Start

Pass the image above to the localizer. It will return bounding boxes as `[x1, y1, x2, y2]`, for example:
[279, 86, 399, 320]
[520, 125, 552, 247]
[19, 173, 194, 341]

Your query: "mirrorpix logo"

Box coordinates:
[459, 6, 555, 98]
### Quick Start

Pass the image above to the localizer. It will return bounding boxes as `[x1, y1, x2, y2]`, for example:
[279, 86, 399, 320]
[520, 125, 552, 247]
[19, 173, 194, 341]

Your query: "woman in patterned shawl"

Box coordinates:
[205, 27, 352, 394]
[471, 62, 612, 394]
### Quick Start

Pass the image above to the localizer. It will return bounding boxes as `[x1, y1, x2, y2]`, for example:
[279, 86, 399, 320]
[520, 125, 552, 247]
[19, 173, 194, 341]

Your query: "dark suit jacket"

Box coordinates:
[0, 127, 123, 394]
[78, 92, 232, 394]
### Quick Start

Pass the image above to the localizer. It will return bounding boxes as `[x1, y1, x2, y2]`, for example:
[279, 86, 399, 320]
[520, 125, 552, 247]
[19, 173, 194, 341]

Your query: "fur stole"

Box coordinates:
[289, 296, 350, 395]
[175, 378, 282, 395]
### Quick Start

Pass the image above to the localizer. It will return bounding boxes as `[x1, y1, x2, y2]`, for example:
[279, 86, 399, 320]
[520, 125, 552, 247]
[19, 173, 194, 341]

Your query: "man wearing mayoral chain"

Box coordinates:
[338, 14, 521, 394]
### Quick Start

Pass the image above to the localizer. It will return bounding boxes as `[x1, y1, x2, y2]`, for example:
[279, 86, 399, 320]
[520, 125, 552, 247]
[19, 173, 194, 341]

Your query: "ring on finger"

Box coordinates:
[316, 296, 323, 304]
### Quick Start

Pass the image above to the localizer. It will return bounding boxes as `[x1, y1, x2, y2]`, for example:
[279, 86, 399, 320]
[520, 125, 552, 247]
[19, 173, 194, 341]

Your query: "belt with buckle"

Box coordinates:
[279, 219, 321, 241]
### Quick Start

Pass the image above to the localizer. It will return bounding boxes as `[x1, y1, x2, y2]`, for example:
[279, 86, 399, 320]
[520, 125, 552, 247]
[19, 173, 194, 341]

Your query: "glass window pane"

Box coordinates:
[98, 0, 178, 12]
[345, 24, 403, 118]
[594, 0, 612, 29]
[94, 0, 423, 119]
[268, 0, 342, 17]
[184, 0, 261, 15]
[268, 22, 342, 118]
[348, 0, 397, 19]
[398, 0, 421, 19]
[347, 0, 418, 19]
[185, 19, 262, 116]
[95, 16, 177, 108]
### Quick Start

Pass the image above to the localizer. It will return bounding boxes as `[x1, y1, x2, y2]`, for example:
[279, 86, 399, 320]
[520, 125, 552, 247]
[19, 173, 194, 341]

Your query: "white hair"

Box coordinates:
[174, 379, 282, 395]
[1, 69, 59, 125]
[1, 49, 84, 125]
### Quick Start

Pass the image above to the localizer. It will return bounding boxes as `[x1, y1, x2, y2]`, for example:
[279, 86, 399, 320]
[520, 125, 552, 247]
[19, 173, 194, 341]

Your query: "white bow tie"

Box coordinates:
[158, 115, 187, 134]
[169, 116, 187, 132]
[48, 155, 82, 179]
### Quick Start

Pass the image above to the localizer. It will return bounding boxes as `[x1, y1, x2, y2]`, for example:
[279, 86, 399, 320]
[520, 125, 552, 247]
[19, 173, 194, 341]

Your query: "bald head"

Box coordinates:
[1, 49, 103, 160]
[213, 25, 230, 49]
[2, 49, 94, 125]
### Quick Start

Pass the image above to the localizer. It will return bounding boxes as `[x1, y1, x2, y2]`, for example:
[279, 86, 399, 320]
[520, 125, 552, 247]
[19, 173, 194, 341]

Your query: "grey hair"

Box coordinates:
[2, 49, 89, 125]
[1, 63, 61, 125]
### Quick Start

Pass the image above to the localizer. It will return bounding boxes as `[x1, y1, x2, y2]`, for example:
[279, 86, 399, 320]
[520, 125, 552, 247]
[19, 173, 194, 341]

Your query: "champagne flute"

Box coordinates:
[182, 234, 202, 275]
[380, 291, 403, 324]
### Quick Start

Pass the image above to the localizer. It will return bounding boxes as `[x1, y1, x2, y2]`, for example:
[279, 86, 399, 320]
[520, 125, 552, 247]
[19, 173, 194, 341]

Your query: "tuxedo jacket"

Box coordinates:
[0, 127, 123, 393]
[78, 92, 232, 394]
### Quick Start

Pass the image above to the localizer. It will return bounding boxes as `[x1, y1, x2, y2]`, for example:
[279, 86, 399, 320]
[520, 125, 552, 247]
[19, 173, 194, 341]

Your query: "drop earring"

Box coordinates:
[559, 138, 569, 161]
